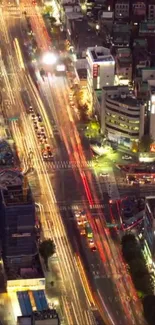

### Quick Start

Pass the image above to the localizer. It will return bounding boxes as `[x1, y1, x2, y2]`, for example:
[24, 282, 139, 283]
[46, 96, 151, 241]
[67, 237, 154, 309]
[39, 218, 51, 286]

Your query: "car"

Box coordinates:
[37, 132, 41, 138]
[28, 106, 33, 113]
[37, 113, 42, 122]
[34, 126, 38, 131]
[100, 173, 109, 177]
[31, 114, 36, 120]
[40, 127, 45, 133]
[122, 155, 132, 160]
[46, 145, 51, 151]
[91, 246, 97, 252]
[42, 152, 48, 159]
[69, 93, 73, 99]
[48, 151, 53, 158]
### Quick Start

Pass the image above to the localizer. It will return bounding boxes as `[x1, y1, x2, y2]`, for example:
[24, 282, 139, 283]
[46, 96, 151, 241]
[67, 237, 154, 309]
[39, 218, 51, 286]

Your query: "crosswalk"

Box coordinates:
[44, 160, 95, 170]
[3, 5, 37, 17]
[104, 171, 120, 200]
[58, 203, 105, 211]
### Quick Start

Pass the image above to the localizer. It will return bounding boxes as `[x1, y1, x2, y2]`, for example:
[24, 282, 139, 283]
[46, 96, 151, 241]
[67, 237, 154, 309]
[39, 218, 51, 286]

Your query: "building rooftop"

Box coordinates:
[113, 23, 130, 33]
[18, 316, 32, 325]
[0, 170, 22, 189]
[107, 93, 143, 107]
[77, 68, 87, 79]
[18, 310, 60, 325]
[103, 85, 129, 92]
[6, 254, 44, 280]
[69, 18, 103, 50]
[87, 46, 114, 63]
[133, 38, 148, 47]
[117, 48, 131, 55]
[117, 55, 132, 67]
[102, 85, 143, 107]
[112, 24, 131, 45]
[0, 172, 33, 206]
[139, 20, 155, 33]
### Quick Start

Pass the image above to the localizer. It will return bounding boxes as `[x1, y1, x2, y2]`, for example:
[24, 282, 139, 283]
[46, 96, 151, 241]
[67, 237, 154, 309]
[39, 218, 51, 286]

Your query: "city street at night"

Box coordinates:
[0, 1, 154, 325]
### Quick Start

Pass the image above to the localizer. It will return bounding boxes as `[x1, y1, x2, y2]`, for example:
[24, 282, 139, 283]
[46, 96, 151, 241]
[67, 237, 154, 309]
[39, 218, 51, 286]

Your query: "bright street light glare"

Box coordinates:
[42, 52, 57, 65]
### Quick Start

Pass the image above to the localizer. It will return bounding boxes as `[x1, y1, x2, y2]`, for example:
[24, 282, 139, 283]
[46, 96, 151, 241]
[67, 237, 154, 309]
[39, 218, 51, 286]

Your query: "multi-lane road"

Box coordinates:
[0, 2, 146, 325]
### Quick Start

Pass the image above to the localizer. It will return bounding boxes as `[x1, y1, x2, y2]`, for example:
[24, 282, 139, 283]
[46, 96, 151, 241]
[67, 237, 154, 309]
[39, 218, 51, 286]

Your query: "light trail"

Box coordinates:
[13, 38, 25, 70]
[4, 2, 144, 324]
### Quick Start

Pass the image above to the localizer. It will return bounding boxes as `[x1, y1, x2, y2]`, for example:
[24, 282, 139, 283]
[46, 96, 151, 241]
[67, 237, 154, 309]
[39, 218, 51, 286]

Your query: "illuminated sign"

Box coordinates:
[93, 64, 98, 78]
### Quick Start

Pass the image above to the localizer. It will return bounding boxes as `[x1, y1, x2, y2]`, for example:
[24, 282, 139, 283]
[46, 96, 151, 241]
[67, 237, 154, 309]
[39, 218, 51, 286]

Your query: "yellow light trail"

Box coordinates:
[13, 38, 25, 70]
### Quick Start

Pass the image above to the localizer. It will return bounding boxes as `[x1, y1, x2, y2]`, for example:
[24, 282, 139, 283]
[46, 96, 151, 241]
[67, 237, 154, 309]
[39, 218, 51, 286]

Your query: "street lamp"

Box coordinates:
[42, 52, 57, 65]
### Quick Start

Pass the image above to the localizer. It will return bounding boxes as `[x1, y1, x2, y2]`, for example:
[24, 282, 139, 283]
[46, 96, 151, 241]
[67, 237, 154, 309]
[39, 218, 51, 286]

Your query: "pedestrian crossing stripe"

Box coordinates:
[46, 160, 95, 169]
[58, 204, 104, 211]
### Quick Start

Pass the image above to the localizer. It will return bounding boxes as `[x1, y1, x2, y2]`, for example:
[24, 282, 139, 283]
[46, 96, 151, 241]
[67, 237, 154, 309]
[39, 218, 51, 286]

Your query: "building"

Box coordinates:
[86, 46, 115, 93]
[132, 39, 150, 78]
[100, 85, 145, 147]
[115, 47, 132, 83]
[139, 20, 155, 36]
[149, 84, 155, 141]
[148, 1, 155, 20]
[0, 171, 37, 267]
[17, 309, 60, 325]
[66, 18, 103, 58]
[142, 197, 155, 265]
[114, 0, 130, 20]
[111, 22, 131, 47]
[131, 0, 147, 22]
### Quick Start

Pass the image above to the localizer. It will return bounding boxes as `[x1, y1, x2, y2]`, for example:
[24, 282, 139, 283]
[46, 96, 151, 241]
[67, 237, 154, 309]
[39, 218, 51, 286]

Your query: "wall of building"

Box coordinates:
[0, 191, 37, 264]
[87, 50, 115, 93]
[100, 87, 145, 146]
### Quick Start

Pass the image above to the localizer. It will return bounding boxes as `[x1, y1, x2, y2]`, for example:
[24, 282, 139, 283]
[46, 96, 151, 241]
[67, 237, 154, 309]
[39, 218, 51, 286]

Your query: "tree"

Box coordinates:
[139, 134, 153, 152]
[79, 105, 89, 122]
[134, 273, 154, 296]
[49, 17, 57, 26]
[121, 233, 137, 246]
[39, 239, 56, 270]
[130, 258, 147, 276]
[121, 234, 154, 297]
[43, 5, 54, 17]
[131, 141, 138, 153]
[84, 120, 100, 138]
[143, 295, 155, 325]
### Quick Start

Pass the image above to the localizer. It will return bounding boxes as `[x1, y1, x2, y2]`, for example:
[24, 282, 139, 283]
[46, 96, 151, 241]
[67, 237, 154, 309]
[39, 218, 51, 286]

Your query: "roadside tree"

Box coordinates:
[84, 120, 100, 138]
[139, 134, 153, 152]
[39, 239, 56, 270]
[143, 295, 155, 325]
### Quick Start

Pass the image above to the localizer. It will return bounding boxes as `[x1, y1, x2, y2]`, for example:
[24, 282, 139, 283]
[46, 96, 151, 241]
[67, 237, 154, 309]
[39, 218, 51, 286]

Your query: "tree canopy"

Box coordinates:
[143, 295, 155, 325]
[43, 5, 54, 17]
[139, 134, 153, 152]
[85, 120, 100, 138]
[121, 234, 154, 296]
[39, 239, 56, 269]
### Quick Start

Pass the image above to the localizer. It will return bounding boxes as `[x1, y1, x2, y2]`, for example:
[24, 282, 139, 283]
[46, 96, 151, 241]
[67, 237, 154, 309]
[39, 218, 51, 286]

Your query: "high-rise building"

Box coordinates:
[0, 171, 37, 267]
[100, 85, 145, 146]
[86, 46, 115, 93]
